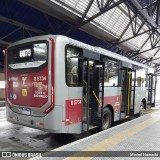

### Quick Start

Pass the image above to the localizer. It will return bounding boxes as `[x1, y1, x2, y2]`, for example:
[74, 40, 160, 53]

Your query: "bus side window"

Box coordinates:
[136, 69, 146, 87]
[104, 60, 119, 87]
[66, 46, 82, 87]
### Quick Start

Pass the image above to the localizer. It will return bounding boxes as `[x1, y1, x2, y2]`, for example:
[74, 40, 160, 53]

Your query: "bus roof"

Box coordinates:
[63, 35, 149, 69]
[7, 34, 153, 71]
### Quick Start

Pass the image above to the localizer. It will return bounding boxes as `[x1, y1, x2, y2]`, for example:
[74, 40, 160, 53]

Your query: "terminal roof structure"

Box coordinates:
[0, 0, 160, 73]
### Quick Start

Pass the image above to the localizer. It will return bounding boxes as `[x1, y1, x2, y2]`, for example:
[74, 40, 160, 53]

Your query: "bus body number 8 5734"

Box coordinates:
[19, 49, 31, 58]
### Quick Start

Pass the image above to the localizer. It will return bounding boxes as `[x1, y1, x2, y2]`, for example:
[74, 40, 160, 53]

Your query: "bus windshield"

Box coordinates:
[7, 42, 48, 71]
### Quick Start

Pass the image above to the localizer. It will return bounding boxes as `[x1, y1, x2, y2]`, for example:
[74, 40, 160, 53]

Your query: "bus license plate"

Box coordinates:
[19, 107, 31, 115]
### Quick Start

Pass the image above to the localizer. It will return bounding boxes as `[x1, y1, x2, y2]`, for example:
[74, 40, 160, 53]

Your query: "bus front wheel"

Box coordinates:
[102, 108, 112, 130]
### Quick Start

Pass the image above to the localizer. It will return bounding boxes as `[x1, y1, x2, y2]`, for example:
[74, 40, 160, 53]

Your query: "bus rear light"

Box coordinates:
[39, 122, 44, 126]
[51, 86, 54, 104]
[43, 86, 54, 114]
[43, 105, 54, 114]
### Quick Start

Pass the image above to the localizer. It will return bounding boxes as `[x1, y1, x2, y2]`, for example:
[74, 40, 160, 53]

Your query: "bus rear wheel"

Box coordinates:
[102, 108, 111, 130]
[138, 103, 144, 117]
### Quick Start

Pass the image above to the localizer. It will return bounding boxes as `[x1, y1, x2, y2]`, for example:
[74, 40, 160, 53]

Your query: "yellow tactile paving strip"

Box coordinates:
[66, 111, 160, 160]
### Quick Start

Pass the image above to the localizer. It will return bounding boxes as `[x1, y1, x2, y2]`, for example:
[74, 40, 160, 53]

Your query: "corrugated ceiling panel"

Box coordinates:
[1, 0, 159, 67]
[129, 33, 149, 48]
[86, 0, 99, 17]
[141, 39, 152, 51]
[141, 48, 159, 59]
[52, 0, 160, 58]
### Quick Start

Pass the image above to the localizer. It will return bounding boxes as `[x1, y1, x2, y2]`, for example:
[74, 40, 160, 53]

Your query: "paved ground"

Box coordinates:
[42, 106, 160, 160]
[0, 107, 85, 152]
[0, 105, 159, 155]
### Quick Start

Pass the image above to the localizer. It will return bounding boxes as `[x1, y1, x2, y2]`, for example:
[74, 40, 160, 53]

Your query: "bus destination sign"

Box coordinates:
[19, 49, 32, 58]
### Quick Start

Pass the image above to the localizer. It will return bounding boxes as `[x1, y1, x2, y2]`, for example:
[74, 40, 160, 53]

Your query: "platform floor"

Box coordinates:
[38, 106, 160, 160]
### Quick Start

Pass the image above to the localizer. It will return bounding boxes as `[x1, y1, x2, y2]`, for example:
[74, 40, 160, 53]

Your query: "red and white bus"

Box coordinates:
[5, 35, 156, 134]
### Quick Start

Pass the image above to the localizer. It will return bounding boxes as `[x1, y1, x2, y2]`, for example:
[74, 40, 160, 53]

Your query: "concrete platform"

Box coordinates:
[38, 106, 160, 160]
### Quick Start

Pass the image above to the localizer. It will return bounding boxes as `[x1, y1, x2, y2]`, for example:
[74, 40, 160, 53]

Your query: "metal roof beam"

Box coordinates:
[155, 71, 160, 74]
[136, 45, 160, 56]
[141, 0, 158, 9]
[18, 0, 160, 65]
[149, 30, 160, 48]
[140, 0, 160, 27]
[66, 0, 127, 34]
[130, 32, 160, 58]
[81, 0, 94, 21]
[1, 27, 21, 40]
[0, 40, 10, 47]
[154, 63, 160, 68]
[78, 0, 127, 27]
[156, 0, 160, 26]
[108, 29, 149, 50]
[153, 47, 160, 57]
[148, 57, 160, 63]
[65, 0, 95, 35]
[127, 0, 158, 29]
[118, 29, 149, 45]
[18, 0, 136, 51]
[108, 6, 148, 48]
[0, 16, 46, 34]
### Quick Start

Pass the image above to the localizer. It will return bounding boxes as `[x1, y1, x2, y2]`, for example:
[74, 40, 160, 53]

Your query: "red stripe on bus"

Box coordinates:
[103, 95, 121, 112]
[65, 99, 82, 126]
[65, 96, 121, 126]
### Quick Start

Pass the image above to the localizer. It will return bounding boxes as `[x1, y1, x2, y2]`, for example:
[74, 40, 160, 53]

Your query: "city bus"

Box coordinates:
[5, 35, 156, 134]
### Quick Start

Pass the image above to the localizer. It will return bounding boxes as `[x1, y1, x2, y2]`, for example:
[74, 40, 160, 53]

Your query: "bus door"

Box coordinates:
[147, 74, 156, 107]
[121, 68, 136, 117]
[82, 58, 104, 132]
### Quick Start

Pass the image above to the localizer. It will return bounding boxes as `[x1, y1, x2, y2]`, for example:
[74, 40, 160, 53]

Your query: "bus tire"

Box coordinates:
[102, 108, 112, 130]
[138, 103, 144, 117]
